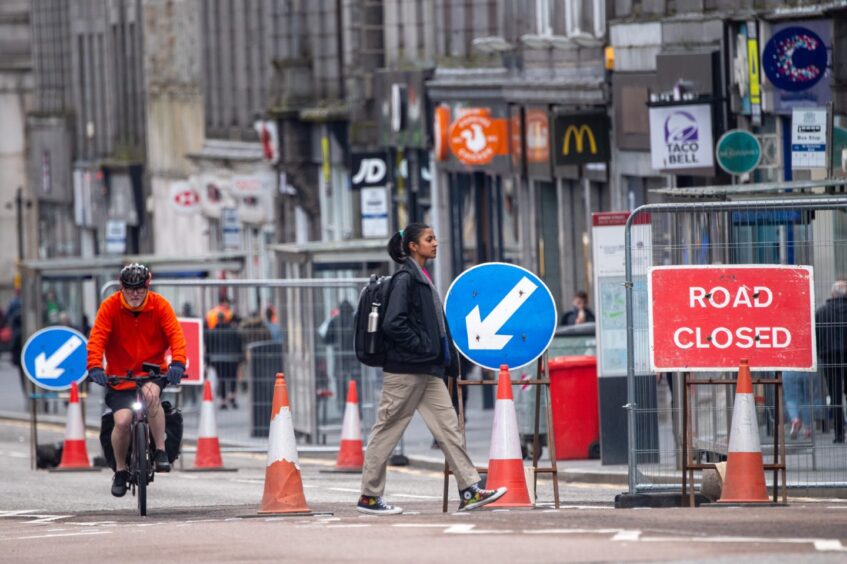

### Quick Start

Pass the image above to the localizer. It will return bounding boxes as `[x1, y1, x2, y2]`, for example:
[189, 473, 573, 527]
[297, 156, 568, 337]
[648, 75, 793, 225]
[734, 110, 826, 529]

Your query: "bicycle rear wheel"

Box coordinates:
[135, 422, 148, 516]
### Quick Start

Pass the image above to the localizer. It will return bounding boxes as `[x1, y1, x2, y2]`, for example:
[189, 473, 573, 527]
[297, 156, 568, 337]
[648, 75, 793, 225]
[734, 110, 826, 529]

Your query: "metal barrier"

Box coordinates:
[98, 278, 380, 450]
[625, 197, 847, 493]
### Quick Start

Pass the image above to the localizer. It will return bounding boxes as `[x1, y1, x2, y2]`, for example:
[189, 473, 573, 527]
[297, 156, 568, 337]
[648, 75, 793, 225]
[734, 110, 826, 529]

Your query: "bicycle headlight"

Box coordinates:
[131, 401, 143, 411]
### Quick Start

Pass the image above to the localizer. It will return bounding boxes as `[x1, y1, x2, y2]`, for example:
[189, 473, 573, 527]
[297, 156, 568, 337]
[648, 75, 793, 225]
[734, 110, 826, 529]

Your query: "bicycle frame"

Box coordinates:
[108, 370, 164, 516]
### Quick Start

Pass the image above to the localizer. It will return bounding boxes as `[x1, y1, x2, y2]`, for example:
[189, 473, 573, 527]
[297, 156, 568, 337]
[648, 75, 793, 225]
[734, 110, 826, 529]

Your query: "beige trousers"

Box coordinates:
[361, 372, 480, 497]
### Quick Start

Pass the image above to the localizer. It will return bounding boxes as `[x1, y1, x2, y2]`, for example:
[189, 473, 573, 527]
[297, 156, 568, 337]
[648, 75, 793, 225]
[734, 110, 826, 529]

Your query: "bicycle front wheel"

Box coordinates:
[135, 422, 148, 517]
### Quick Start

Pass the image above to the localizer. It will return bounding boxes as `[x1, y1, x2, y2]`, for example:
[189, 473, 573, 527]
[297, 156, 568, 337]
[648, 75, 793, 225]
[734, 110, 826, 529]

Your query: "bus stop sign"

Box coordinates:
[445, 262, 557, 371]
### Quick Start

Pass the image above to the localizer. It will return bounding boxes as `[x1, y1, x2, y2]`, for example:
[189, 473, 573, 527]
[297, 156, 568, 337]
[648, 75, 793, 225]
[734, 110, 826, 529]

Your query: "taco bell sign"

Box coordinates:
[649, 103, 714, 172]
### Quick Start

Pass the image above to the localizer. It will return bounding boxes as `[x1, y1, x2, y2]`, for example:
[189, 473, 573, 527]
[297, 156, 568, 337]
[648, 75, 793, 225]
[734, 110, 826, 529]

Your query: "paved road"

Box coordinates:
[1, 420, 846, 562]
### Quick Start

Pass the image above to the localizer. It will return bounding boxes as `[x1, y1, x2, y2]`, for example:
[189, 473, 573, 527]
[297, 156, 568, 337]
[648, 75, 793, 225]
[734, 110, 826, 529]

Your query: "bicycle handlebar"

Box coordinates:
[107, 375, 167, 385]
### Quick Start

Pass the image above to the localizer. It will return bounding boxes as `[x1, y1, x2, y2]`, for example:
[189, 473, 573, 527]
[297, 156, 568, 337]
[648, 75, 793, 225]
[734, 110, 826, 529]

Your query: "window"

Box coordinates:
[565, 0, 605, 39]
[536, 0, 552, 35]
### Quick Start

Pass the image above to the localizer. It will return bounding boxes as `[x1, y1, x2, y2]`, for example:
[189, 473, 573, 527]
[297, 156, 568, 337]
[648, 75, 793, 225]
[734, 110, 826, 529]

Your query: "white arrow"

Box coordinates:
[35, 335, 83, 379]
[465, 276, 537, 350]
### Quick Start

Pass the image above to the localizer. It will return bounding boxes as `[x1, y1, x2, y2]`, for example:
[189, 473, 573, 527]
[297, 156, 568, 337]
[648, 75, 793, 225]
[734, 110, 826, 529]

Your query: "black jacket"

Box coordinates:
[816, 296, 847, 362]
[382, 259, 459, 378]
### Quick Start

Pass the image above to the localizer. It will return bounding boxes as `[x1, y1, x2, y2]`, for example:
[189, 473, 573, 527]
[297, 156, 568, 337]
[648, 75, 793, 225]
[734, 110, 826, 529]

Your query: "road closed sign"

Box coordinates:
[648, 265, 815, 372]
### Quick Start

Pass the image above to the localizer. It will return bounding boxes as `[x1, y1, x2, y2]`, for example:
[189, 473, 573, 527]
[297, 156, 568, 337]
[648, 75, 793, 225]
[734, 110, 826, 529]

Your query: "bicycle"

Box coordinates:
[108, 363, 166, 517]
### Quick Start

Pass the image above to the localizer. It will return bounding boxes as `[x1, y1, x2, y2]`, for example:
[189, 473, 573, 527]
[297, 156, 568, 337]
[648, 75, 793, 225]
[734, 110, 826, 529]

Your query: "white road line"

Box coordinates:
[393, 524, 512, 535]
[525, 528, 628, 535]
[6, 531, 111, 541]
[392, 493, 442, 500]
[328, 487, 360, 493]
[525, 527, 846, 553]
[612, 530, 642, 541]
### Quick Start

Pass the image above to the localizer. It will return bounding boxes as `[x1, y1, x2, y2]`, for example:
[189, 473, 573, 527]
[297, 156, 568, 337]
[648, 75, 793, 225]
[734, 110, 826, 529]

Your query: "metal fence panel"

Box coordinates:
[625, 198, 847, 492]
[99, 278, 376, 450]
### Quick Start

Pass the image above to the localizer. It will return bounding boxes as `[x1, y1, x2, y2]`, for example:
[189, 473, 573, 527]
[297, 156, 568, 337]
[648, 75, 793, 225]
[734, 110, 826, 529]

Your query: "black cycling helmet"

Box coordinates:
[119, 263, 151, 289]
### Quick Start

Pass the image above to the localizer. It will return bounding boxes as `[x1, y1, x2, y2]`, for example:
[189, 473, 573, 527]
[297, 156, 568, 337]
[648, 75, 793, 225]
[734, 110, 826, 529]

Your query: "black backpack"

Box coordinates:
[353, 272, 406, 367]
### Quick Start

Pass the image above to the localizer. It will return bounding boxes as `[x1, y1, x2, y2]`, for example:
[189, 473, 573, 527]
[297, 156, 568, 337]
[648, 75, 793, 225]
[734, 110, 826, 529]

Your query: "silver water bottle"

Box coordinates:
[366, 302, 380, 354]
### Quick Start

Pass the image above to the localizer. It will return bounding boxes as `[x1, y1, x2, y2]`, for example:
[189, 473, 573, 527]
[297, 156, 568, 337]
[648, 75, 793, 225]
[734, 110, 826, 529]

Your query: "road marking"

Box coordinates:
[392, 493, 441, 500]
[328, 487, 360, 494]
[4, 530, 111, 541]
[612, 530, 642, 541]
[393, 523, 513, 535]
[525, 527, 846, 553]
[0, 511, 71, 524]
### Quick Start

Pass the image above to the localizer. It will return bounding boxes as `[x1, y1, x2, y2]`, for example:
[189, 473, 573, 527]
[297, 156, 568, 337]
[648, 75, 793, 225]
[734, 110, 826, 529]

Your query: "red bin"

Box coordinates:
[548, 355, 599, 460]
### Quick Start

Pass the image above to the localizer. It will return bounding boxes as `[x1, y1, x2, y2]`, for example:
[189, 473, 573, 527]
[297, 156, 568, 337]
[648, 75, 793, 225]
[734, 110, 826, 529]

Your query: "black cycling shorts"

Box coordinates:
[105, 380, 167, 413]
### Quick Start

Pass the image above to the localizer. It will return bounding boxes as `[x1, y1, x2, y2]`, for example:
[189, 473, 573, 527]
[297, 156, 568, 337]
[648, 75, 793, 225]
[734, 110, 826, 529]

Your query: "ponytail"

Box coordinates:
[387, 231, 405, 264]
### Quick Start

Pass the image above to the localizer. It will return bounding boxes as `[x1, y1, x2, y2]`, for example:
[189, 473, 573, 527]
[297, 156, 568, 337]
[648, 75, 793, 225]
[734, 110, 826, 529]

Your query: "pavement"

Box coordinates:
[0, 355, 629, 489]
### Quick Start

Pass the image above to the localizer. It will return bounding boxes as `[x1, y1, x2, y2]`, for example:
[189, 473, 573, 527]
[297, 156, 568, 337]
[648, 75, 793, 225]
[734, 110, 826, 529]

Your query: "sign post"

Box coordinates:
[21, 326, 90, 471]
[444, 262, 559, 508]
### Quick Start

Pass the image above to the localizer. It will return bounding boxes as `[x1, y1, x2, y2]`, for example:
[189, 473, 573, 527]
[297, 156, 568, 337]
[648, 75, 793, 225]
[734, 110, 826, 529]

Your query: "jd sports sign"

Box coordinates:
[351, 152, 388, 189]
[553, 113, 610, 166]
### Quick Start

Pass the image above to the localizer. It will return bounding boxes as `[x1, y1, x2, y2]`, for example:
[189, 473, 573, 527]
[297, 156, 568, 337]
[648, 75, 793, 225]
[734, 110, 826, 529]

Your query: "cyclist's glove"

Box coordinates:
[88, 367, 107, 387]
[166, 362, 185, 386]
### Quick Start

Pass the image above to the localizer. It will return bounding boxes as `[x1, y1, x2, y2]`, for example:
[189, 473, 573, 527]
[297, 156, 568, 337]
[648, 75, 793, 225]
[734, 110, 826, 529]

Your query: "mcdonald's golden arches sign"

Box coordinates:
[553, 113, 610, 166]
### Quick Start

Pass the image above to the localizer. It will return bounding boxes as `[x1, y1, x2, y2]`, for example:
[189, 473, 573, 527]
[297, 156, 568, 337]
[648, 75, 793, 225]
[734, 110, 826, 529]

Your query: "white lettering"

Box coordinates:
[674, 327, 694, 349]
[669, 326, 792, 350]
[753, 286, 773, 308]
[352, 158, 387, 185]
[711, 327, 733, 349]
[736, 327, 755, 349]
[772, 327, 791, 348]
[690, 287, 707, 308]
[710, 287, 731, 308]
[732, 287, 753, 308]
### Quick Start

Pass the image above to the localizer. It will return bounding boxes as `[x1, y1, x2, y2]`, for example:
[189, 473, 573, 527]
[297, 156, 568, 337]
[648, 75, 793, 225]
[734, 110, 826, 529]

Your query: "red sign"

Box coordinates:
[649, 266, 816, 372]
[166, 318, 204, 385]
[448, 112, 508, 165]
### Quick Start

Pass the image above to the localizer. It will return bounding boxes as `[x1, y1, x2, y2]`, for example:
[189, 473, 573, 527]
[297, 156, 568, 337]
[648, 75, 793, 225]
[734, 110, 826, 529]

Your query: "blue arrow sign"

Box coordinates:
[21, 326, 89, 391]
[445, 263, 557, 371]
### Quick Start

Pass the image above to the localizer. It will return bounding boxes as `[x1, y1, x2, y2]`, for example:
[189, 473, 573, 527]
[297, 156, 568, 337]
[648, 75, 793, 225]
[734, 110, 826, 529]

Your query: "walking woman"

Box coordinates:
[357, 223, 506, 515]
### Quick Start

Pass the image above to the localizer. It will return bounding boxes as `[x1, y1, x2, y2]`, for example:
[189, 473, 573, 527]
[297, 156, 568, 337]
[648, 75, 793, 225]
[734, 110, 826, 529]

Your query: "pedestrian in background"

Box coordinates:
[264, 305, 283, 343]
[206, 313, 243, 409]
[357, 223, 506, 515]
[561, 290, 595, 326]
[5, 288, 24, 397]
[815, 279, 847, 443]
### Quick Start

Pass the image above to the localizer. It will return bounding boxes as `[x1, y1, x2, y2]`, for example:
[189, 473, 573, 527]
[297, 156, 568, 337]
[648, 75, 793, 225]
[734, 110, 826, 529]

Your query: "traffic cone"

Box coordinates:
[258, 373, 311, 514]
[332, 380, 364, 471]
[718, 359, 771, 504]
[56, 382, 93, 469]
[485, 365, 532, 508]
[192, 380, 226, 470]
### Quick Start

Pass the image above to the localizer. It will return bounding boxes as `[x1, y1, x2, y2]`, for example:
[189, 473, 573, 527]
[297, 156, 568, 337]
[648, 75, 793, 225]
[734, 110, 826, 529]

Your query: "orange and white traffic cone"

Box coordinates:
[56, 382, 93, 470]
[718, 359, 771, 504]
[485, 365, 532, 508]
[258, 373, 311, 514]
[192, 380, 227, 470]
[333, 380, 364, 471]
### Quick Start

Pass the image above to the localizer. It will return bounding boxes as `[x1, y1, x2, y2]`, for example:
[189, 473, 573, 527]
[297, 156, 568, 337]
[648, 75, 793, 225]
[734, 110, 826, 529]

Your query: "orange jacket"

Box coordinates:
[87, 291, 187, 390]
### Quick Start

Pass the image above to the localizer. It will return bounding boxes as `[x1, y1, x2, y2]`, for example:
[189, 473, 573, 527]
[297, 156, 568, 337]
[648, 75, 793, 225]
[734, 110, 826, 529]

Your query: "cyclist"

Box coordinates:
[87, 263, 187, 497]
